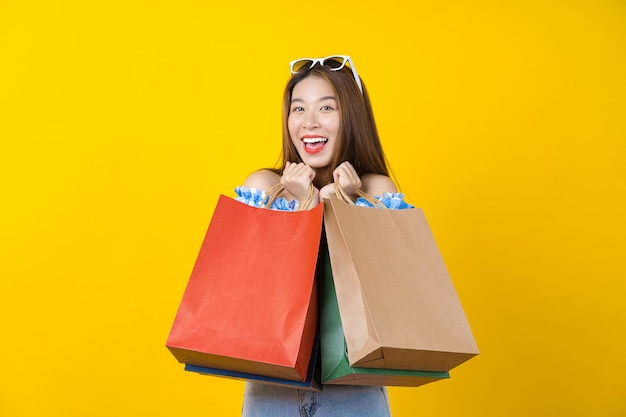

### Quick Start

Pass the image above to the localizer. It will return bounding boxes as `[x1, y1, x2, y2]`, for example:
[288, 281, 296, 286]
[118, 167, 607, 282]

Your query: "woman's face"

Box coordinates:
[288, 76, 340, 171]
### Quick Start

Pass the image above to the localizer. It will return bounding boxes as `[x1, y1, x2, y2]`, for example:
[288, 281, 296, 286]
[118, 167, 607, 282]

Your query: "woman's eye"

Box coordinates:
[321, 105, 334, 111]
[291, 106, 304, 112]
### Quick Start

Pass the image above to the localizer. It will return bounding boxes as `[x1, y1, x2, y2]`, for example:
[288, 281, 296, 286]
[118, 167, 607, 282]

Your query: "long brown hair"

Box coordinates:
[276, 63, 390, 187]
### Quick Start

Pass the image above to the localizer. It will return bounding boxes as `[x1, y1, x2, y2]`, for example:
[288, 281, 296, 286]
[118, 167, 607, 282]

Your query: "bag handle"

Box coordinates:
[262, 183, 315, 211]
[299, 183, 315, 211]
[262, 183, 283, 208]
[333, 182, 386, 209]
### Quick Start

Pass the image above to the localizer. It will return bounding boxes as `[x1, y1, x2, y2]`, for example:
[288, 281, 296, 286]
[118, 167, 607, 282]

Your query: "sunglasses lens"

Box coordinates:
[322, 57, 346, 70]
[291, 59, 315, 73]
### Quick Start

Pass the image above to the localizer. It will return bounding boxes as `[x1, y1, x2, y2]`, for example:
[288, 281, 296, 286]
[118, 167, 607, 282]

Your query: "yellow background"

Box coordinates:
[1, 0, 625, 416]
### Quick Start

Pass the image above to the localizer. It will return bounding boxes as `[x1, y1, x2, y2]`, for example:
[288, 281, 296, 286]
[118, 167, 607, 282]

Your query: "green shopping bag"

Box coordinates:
[319, 235, 450, 386]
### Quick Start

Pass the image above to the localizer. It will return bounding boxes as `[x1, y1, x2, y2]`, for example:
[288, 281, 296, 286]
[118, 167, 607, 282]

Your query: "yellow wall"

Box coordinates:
[1, 1, 625, 416]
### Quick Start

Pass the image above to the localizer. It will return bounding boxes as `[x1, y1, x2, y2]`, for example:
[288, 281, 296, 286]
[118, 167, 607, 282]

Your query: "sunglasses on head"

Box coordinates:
[289, 55, 364, 94]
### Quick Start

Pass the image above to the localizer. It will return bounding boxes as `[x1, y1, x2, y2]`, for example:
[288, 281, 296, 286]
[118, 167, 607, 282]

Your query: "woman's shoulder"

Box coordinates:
[361, 173, 397, 196]
[242, 169, 281, 191]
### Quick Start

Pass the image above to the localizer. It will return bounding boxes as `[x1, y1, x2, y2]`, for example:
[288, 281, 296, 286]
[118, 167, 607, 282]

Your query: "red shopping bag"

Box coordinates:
[166, 195, 323, 381]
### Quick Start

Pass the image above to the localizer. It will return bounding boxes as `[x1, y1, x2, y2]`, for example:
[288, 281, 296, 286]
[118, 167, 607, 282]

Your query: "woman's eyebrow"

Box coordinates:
[290, 96, 337, 104]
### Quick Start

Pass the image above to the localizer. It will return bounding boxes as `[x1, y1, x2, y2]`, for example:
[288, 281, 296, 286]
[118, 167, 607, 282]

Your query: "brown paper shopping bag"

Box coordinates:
[323, 192, 479, 373]
[319, 233, 450, 386]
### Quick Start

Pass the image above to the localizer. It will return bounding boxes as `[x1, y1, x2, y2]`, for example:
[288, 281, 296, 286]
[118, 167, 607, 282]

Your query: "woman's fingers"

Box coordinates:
[334, 161, 361, 195]
[281, 162, 316, 201]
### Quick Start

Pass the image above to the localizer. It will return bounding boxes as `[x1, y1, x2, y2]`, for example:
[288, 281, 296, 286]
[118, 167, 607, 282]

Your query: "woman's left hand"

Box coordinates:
[333, 161, 362, 196]
[319, 161, 361, 199]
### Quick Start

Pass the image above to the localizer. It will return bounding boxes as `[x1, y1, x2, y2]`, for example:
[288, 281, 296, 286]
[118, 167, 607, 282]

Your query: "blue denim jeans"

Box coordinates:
[241, 382, 391, 417]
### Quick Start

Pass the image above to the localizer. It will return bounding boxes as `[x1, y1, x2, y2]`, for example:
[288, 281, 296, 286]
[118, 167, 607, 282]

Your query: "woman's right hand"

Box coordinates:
[281, 162, 319, 207]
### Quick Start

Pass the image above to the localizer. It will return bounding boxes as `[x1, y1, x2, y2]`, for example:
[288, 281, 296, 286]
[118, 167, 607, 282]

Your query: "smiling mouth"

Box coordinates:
[302, 137, 328, 154]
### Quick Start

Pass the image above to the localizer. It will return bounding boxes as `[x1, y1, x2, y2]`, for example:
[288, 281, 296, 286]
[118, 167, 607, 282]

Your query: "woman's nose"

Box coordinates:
[303, 113, 319, 129]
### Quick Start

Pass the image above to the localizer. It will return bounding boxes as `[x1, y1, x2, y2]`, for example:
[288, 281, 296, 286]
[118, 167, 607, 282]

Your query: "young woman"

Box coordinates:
[238, 55, 399, 416]
[238, 55, 397, 211]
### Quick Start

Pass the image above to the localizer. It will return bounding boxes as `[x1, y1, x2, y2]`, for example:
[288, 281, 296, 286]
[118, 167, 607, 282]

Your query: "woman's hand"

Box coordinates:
[281, 161, 319, 207]
[319, 161, 362, 200]
[333, 161, 361, 196]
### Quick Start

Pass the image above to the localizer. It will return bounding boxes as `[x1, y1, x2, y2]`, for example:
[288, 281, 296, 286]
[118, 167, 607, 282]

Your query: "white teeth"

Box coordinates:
[303, 137, 328, 143]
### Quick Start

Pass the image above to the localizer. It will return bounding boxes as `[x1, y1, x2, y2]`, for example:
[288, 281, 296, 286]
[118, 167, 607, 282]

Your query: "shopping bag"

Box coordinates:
[184, 333, 322, 391]
[319, 236, 450, 386]
[323, 192, 479, 372]
[166, 194, 323, 381]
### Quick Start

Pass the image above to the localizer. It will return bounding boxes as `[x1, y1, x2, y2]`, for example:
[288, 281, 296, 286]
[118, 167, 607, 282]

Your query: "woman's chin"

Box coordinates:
[299, 155, 330, 169]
